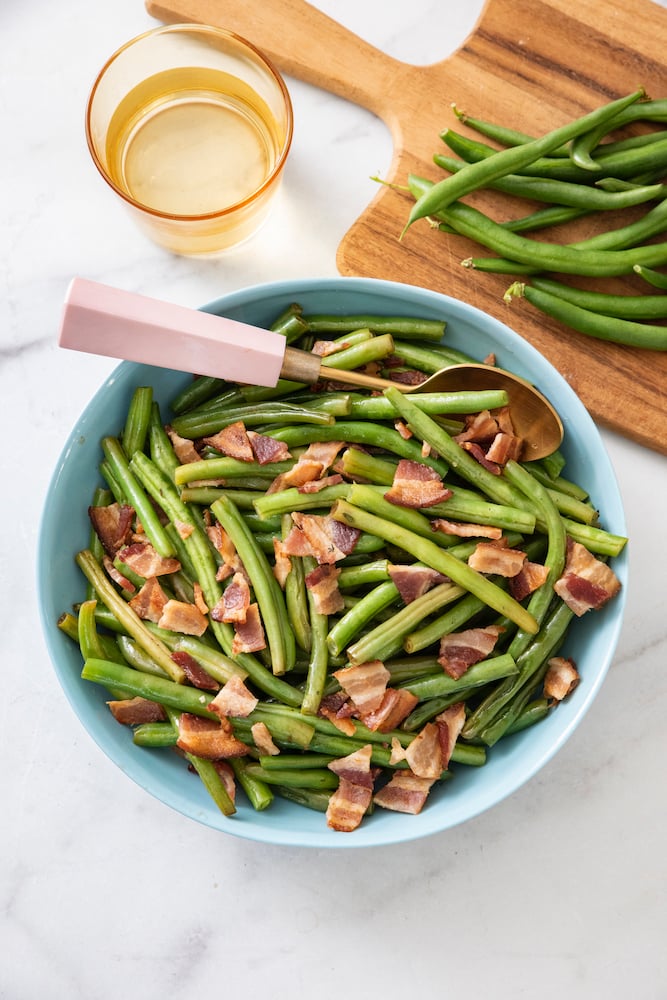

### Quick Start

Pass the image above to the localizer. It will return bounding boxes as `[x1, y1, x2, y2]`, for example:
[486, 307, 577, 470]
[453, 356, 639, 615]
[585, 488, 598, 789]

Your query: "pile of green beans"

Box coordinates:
[58, 308, 626, 829]
[405, 90, 667, 350]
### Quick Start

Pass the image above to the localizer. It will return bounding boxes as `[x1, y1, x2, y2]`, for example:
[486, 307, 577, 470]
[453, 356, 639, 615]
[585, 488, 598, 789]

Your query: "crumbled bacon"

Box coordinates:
[247, 431, 292, 465]
[438, 625, 504, 679]
[461, 441, 502, 474]
[272, 538, 292, 589]
[333, 660, 390, 715]
[193, 582, 209, 615]
[544, 656, 580, 703]
[202, 420, 253, 462]
[211, 760, 236, 803]
[206, 523, 243, 580]
[174, 520, 194, 540]
[267, 440, 346, 494]
[282, 512, 360, 564]
[103, 555, 136, 593]
[157, 599, 208, 636]
[171, 650, 220, 691]
[326, 745, 375, 832]
[509, 560, 549, 601]
[373, 770, 436, 814]
[388, 563, 448, 604]
[311, 338, 349, 357]
[251, 721, 280, 755]
[128, 577, 168, 621]
[360, 688, 418, 733]
[176, 713, 249, 759]
[485, 431, 523, 465]
[297, 473, 344, 494]
[107, 697, 166, 725]
[389, 369, 428, 386]
[553, 538, 621, 616]
[455, 410, 501, 445]
[209, 675, 258, 718]
[305, 563, 344, 615]
[166, 425, 200, 464]
[318, 692, 358, 736]
[468, 539, 527, 577]
[431, 517, 503, 540]
[394, 420, 413, 440]
[384, 459, 452, 508]
[210, 572, 251, 624]
[231, 603, 266, 654]
[89, 502, 135, 556]
[391, 702, 465, 776]
[116, 541, 181, 578]
[435, 702, 466, 768]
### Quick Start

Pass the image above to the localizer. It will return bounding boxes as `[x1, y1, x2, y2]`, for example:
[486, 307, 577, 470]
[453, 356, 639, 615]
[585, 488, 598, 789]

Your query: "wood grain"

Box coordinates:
[146, 0, 667, 454]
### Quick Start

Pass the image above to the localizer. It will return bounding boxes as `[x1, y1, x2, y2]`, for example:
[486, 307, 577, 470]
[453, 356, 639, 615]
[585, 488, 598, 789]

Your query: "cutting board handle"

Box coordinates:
[146, 0, 407, 120]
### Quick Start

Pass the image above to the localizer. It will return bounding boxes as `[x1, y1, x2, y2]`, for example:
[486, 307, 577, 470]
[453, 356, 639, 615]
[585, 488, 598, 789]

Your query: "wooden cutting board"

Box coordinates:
[146, 0, 667, 455]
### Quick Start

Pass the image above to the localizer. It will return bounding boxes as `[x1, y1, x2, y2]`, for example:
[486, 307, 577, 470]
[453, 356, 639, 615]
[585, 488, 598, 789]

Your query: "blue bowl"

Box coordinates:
[38, 277, 627, 847]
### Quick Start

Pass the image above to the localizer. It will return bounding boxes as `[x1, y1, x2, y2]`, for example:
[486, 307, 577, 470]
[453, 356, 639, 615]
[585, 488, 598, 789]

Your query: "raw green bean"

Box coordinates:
[405, 89, 645, 226]
[528, 276, 667, 320]
[507, 281, 667, 351]
[569, 100, 667, 170]
[633, 264, 667, 290]
[450, 103, 570, 154]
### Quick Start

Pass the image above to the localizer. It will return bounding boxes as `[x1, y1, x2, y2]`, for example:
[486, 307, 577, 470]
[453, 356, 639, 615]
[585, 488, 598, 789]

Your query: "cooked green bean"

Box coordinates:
[303, 313, 447, 341]
[122, 386, 153, 458]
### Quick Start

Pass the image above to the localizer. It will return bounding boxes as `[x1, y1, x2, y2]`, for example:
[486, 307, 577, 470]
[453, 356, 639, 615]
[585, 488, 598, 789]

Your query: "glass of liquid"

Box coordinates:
[86, 24, 293, 255]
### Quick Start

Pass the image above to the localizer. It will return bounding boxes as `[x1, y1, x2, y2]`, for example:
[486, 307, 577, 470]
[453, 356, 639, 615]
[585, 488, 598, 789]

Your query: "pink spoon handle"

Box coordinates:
[58, 277, 288, 386]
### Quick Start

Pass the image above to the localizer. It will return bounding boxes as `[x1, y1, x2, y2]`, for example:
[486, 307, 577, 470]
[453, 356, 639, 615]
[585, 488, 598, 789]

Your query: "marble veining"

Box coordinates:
[2, 1, 666, 998]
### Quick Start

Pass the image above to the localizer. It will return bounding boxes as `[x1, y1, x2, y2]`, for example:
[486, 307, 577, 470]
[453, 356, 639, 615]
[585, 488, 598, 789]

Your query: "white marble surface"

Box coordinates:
[3, 1, 666, 997]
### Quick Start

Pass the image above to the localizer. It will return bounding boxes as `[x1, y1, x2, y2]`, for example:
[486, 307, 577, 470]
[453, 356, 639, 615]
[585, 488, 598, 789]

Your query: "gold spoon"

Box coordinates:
[59, 277, 564, 461]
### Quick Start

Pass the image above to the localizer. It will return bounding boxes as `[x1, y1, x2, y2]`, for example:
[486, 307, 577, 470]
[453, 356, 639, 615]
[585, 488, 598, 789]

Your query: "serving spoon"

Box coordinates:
[58, 278, 563, 460]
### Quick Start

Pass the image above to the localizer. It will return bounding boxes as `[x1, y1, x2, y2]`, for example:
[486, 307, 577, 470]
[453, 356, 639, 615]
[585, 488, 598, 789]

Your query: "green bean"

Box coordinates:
[433, 147, 665, 210]
[281, 515, 312, 655]
[348, 389, 508, 420]
[522, 463, 588, 501]
[175, 457, 293, 486]
[450, 103, 570, 155]
[268, 422, 450, 478]
[337, 559, 391, 590]
[170, 375, 230, 415]
[229, 758, 274, 811]
[211, 495, 295, 676]
[346, 484, 463, 551]
[268, 301, 309, 343]
[331, 498, 538, 634]
[505, 697, 550, 735]
[171, 402, 334, 440]
[180, 487, 265, 509]
[507, 281, 667, 351]
[148, 403, 180, 481]
[101, 437, 176, 559]
[326, 580, 399, 657]
[528, 276, 667, 320]
[399, 652, 518, 700]
[300, 556, 330, 715]
[133, 722, 177, 748]
[560, 518, 627, 557]
[303, 313, 447, 341]
[243, 764, 339, 790]
[391, 339, 475, 371]
[426, 488, 537, 534]
[82, 658, 216, 716]
[569, 100, 667, 170]
[316, 332, 395, 371]
[122, 386, 153, 458]
[633, 264, 667, 290]
[405, 89, 645, 226]
[403, 591, 487, 654]
[273, 786, 332, 813]
[76, 551, 186, 683]
[254, 483, 353, 521]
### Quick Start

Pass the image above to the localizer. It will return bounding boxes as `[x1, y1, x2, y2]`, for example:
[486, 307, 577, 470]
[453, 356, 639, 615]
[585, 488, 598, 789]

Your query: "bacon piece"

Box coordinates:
[247, 431, 292, 465]
[318, 692, 358, 736]
[326, 745, 374, 832]
[89, 502, 135, 556]
[509, 560, 550, 601]
[203, 421, 254, 462]
[435, 702, 466, 768]
[251, 721, 280, 755]
[283, 512, 360, 564]
[209, 675, 258, 719]
[468, 540, 527, 577]
[103, 555, 136, 593]
[107, 697, 166, 725]
[394, 420, 413, 440]
[384, 459, 452, 509]
[401, 723, 443, 779]
[485, 431, 523, 465]
[305, 564, 344, 615]
[461, 441, 502, 474]
[388, 564, 448, 604]
[438, 625, 504, 679]
[431, 517, 503, 540]
[193, 582, 209, 615]
[297, 473, 344, 494]
[166, 425, 200, 464]
[553, 538, 621, 616]
[544, 656, 580, 703]
[170, 650, 220, 691]
[454, 409, 501, 445]
[174, 520, 194, 541]
[373, 770, 436, 814]
[272, 538, 292, 589]
[157, 599, 208, 637]
[231, 603, 266, 654]
[116, 541, 181, 578]
[206, 523, 243, 580]
[129, 577, 168, 622]
[333, 660, 390, 715]
[210, 572, 251, 624]
[360, 688, 418, 733]
[311, 338, 350, 357]
[211, 761, 237, 804]
[176, 713, 249, 759]
[389, 369, 428, 386]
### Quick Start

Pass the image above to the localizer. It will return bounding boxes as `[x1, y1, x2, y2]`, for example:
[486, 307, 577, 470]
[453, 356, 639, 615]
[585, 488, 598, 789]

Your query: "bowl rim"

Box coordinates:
[38, 276, 628, 848]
